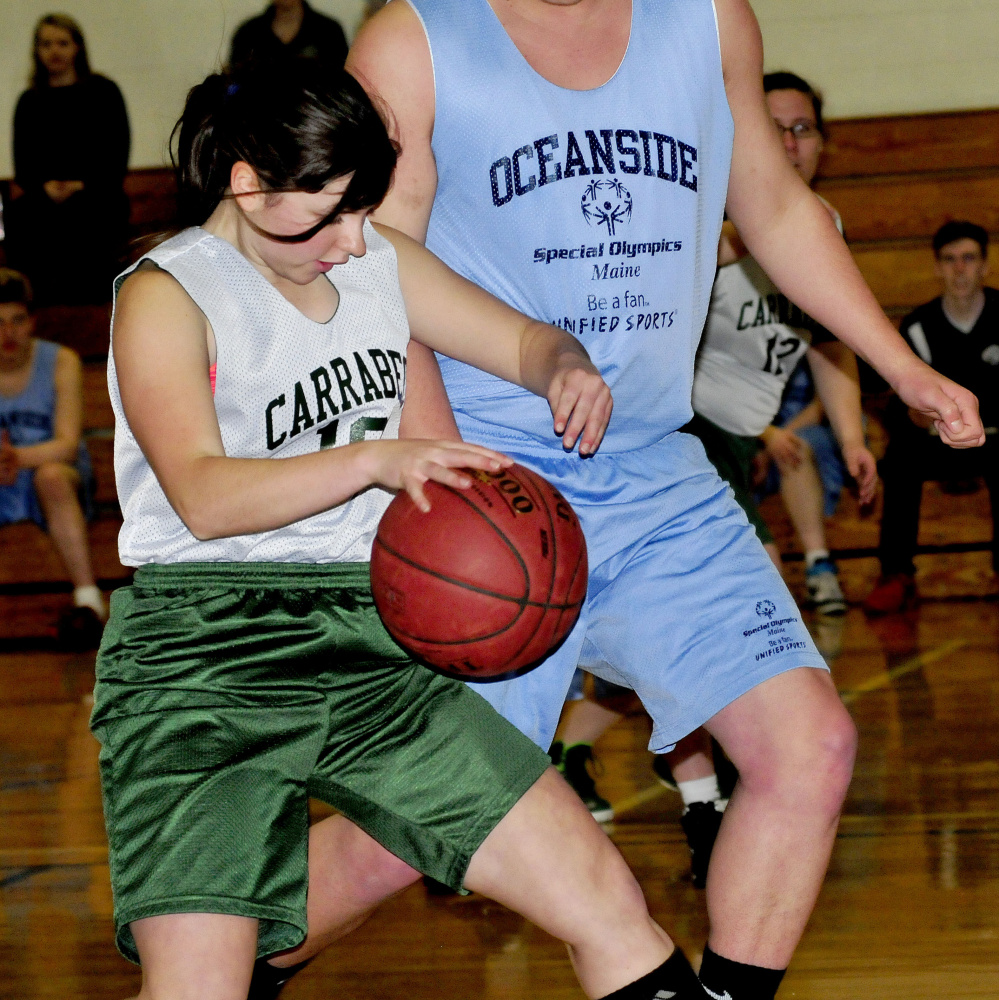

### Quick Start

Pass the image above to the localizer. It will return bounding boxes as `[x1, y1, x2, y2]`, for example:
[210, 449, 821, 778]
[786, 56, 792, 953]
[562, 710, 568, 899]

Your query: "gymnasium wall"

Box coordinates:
[0, 0, 363, 177]
[754, 0, 999, 118]
[1, 0, 997, 177]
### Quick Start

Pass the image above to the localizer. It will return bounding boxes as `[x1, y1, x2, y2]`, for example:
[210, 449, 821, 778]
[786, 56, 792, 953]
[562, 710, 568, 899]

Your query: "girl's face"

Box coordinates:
[36, 24, 79, 81]
[242, 175, 370, 285]
[0, 303, 35, 369]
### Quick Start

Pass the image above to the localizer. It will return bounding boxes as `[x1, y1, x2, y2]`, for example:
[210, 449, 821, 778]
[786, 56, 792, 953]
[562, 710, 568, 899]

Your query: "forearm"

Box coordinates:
[517, 321, 596, 397]
[14, 438, 79, 469]
[162, 445, 381, 541]
[399, 342, 462, 442]
[809, 347, 865, 450]
[783, 398, 823, 433]
[737, 192, 919, 388]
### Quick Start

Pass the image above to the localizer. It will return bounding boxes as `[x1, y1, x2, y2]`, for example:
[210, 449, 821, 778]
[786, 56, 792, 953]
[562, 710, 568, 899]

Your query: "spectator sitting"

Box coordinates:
[0, 269, 106, 645]
[229, 0, 348, 71]
[6, 14, 130, 306]
[864, 221, 999, 614]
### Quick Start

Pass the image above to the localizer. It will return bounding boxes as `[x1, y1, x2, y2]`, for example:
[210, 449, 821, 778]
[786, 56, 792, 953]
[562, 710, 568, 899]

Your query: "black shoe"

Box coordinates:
[56, 605, 104, 652]
[559, 743, 613, 822]
[680, 801, 725, 889]
[247, 957, 311, 999]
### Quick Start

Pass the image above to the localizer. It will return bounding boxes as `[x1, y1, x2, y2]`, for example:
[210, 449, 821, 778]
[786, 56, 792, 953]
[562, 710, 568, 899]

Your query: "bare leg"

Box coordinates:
[268, 815, 422, 968]
[129, 912, 257, 1000]
[702, 667, 856, 967]
[664, 727, 715, 783]
[556, 696, 622, 746]
[32, 462, 97, 590]
[276, 772, 672, 998]
[463, 768, 672, 998]
[778, 446, 828, 555]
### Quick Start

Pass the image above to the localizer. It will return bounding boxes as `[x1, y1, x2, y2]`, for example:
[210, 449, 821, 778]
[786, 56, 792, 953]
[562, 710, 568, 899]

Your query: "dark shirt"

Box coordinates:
[229, 2, 348, 71]
[13, 74, 130, 198]
[900, 287, 999, 429]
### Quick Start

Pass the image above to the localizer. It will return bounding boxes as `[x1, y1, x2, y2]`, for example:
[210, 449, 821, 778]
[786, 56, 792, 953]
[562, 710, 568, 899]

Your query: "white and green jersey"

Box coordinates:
[693, 206, 841, 437]
[108, 222, 408, 566]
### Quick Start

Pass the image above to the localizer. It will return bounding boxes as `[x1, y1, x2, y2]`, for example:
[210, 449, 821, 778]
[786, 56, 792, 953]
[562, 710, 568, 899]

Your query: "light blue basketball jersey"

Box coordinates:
[410, 0, 734, 459]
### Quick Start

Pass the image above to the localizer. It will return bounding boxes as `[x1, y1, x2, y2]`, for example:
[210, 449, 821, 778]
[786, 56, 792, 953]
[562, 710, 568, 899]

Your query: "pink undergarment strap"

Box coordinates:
[209, 363, 217, 395]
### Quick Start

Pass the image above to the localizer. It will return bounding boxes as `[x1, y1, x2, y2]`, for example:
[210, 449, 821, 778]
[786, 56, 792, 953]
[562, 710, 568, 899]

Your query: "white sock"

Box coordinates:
[74, 585, 107, 620]
[805, 549, 831, 571]
[678, 774, 721, 808]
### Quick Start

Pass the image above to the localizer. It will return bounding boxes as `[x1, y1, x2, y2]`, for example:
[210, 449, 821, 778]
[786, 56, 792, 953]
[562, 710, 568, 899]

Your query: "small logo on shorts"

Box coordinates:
[755, 600, 777, 619]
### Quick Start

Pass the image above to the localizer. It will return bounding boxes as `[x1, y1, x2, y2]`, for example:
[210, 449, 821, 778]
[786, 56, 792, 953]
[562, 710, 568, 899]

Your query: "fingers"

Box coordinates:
[549, 371, 613, 455]
[847, 449, 878, 506]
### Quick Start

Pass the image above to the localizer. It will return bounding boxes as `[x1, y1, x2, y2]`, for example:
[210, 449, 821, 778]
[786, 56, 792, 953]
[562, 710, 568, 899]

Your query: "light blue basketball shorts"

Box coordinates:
[460, 428, 830, 753]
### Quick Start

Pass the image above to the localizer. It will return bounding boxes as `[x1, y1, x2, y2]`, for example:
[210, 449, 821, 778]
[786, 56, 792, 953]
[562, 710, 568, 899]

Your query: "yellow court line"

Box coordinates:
[838, 637, 968, 705]
[612, 637, 969, 817]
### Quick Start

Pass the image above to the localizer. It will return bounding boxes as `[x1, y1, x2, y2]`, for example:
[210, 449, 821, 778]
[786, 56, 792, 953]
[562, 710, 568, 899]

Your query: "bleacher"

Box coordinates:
[1, 108, 997, 639]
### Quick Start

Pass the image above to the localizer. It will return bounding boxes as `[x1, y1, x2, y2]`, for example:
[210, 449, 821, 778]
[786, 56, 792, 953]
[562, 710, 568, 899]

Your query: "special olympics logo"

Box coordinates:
[755, 600, 777, 619]
[581, 178, 632, 236]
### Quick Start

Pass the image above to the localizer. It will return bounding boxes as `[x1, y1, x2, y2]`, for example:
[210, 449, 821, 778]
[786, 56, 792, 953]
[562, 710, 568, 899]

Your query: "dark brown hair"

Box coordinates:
[172, 62, 398, 229]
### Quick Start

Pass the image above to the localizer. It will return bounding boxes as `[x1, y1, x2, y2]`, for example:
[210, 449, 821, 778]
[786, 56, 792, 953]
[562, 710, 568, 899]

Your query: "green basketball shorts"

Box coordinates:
[90, 562, 551, 964]
[685, 412, 775, 545]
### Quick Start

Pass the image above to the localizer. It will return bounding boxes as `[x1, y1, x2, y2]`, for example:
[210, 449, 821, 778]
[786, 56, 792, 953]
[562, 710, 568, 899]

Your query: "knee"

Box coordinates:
[736, 698, 857, 815]
[32, 462, 77, 502]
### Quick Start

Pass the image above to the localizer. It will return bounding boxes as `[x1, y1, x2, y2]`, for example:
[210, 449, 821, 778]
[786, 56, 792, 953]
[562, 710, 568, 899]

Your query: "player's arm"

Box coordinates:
[379, 224, 612, 455]
[716, 0, 983, 449]
[807, 341, 878, 504]
[12, 346, 83, 468]
[348, 2, 465, 443]
[112, 269, 510, 536]
[347, 0, 437, 242]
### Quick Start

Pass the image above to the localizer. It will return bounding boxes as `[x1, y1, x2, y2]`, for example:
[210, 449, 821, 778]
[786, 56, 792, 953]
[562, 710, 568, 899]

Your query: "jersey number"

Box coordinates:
[317, 416, 388, 450]
[763, 333, 801, 376]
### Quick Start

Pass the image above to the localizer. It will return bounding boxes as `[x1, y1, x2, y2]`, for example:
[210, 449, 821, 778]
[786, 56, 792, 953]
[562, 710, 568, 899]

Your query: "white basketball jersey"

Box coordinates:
[108, 222, 408, 566]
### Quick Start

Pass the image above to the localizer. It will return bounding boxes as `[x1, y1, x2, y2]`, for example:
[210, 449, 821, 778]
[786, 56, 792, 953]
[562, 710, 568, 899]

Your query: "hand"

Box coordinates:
[893, 358, 985, 448]
[906, 406, 934, 431]
[366, 439, 513, 513]
[43, 180, 84, 203]
[0, 430, 19, 486]
[547, 360, 613, 455]
[841, 441, 878, 506]
[761, 425, 807, 472]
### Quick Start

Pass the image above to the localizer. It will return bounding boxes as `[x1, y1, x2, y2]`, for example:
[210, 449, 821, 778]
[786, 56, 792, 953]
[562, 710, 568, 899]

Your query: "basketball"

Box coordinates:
[370, 463, 588, 681]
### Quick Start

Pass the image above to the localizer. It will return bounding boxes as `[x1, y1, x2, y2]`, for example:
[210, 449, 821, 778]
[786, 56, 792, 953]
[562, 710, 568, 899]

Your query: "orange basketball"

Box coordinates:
[370, 463, 588, 680]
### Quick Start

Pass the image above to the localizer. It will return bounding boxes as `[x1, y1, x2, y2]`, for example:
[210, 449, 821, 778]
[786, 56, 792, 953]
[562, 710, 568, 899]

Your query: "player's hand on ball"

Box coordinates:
[547, 360, 613, 456]
[369, 440, 513, 513]
[892, 357, 984, 449]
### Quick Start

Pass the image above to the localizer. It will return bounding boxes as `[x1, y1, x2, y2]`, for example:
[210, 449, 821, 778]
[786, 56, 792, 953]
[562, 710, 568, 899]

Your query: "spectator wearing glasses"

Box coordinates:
[690, 71, 877, 615]
[864, 221, 999, 613]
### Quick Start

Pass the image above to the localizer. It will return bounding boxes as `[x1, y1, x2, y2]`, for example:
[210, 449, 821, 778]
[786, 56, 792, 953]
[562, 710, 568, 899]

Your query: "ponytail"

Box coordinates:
[171, 62, 398, 228]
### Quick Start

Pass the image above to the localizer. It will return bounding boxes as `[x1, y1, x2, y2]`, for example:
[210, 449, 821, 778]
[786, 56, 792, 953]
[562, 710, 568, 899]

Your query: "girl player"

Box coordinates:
[92, 63, 705, 1000]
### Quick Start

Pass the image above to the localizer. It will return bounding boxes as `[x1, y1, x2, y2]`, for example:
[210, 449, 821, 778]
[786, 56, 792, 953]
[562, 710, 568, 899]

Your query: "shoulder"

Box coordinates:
[54, 343, 83, 376]
[348, 1, 431, 92]
[713, 0, 764, 82]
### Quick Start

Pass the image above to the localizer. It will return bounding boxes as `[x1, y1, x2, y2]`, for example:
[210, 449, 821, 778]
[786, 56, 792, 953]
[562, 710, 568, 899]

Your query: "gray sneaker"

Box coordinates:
[806, 559, 847, 615]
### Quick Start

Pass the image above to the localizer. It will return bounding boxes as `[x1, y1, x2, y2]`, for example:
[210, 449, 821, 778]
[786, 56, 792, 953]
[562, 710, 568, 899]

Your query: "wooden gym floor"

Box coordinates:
[2, 502, 998, 998]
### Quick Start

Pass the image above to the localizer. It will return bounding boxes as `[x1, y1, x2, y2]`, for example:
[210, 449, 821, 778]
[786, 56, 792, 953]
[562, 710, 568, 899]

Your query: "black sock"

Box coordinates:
[599, 948, 707, 999]
[698, 945, 785, 1000]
